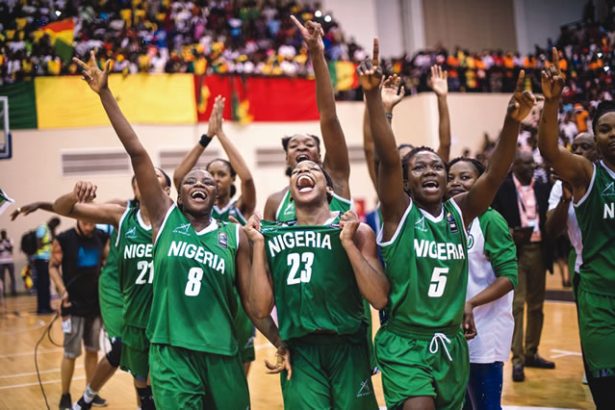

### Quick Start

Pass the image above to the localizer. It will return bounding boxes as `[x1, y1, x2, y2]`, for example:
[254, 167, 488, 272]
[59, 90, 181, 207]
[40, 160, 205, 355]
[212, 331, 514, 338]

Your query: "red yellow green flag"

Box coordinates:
[36, 19, 75, 64]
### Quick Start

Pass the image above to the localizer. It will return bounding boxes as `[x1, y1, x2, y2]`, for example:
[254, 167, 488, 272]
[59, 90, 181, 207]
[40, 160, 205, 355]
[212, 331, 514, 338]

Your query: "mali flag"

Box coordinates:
[328, 61, 358, 92]
[36, 19, 75, 64]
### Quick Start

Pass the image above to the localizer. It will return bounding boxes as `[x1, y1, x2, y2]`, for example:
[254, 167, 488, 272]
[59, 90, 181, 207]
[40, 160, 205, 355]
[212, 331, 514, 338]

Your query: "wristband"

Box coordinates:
[199, 134, 213, 148]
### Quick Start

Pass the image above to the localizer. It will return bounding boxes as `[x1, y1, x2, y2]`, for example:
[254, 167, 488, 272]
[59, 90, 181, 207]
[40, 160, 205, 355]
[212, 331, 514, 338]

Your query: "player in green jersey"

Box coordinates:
[74, 50, 284, 409]
[51, 174, 171, 410]
[359, 38, 534, 409]
[263, 16, 352, 222]
[10, 191, 146, 409]
[174, 95, 258, 373]
[537, 47, 615, 408]
[244, 159, 389, 409]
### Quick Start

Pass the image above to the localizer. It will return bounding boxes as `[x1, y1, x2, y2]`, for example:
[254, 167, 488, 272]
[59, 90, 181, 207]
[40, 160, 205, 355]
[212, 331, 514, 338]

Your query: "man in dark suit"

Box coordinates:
[492, 151, 554, 382]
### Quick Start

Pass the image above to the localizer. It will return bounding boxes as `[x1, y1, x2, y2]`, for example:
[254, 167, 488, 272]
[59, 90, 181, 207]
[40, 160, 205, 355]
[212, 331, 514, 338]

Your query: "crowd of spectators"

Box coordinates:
[0, 0, 613, 111]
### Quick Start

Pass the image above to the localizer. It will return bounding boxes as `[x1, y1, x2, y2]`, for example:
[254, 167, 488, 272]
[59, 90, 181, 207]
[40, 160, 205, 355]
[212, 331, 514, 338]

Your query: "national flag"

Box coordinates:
[231, 77, 253, 125]
[35, 19, 75, 64]
[0, 188, 15, 215]
[195, 76, 211, 114]
[329, 61, 358, 92]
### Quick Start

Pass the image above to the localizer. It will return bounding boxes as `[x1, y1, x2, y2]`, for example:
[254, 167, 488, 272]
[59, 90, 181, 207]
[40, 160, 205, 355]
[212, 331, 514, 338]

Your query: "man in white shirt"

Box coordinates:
[0, 230, 16, 296]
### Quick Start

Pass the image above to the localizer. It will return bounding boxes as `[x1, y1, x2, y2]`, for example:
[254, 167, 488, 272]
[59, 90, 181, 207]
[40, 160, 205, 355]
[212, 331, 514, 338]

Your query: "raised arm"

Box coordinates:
[538, 48, 593, 197]
[340, 211, 389, 309]
[428, 65, 451, 162]
[359, 39, 410, 237]
[216, 120, 256, 219]
[455, 71, 535, 226]
[291, 15, 350, 197]
[10, 202, 54, 221]
[363, 75, 405, 191]
[173, 96, 223, 189]
[74, 51, 172, 234]
[53, 181, 125, 226]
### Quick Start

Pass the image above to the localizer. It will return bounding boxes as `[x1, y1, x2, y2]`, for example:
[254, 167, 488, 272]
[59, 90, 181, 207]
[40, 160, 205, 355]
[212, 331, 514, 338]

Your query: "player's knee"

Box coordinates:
[105, 338, 122, 368]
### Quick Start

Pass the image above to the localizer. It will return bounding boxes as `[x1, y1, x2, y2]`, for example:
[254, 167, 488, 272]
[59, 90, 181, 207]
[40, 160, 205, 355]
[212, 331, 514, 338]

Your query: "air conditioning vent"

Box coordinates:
[61, 150, 130, 175]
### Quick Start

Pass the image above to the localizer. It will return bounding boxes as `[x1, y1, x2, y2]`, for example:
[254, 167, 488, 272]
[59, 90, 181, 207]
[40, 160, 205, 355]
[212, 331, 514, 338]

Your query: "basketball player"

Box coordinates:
[244, 159, 389, 409]
[74, 51, 281, 408]
[174, 95, 257, 373]
[537, 47, 615, 409]
[359, 38, 534, 409]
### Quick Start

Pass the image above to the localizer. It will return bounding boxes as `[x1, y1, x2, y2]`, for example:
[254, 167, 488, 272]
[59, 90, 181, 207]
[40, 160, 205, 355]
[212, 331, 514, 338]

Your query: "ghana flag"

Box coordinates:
[35, 19, 75, 64]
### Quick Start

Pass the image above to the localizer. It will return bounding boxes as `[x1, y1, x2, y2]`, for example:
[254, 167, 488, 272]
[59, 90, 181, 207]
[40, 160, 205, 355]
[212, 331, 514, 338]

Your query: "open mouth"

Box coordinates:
[422, 180, 440, 192]
[296, 153, 310, 163]
[296, 175, 315, 193]
[191, 190, 207, 202]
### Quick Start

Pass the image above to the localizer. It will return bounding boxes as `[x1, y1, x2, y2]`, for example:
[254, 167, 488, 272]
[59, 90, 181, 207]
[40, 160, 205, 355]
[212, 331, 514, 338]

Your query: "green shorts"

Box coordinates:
[120, 325, 149, 380]
[375, 326, 469, 410]
[363, 300, 376, 372]
[577, 288, 615, 377]
[149, 343, 249, 410]
[234, 304, 255, 363]
[99, 287, 123, 339]
[281, 331, 378, 410]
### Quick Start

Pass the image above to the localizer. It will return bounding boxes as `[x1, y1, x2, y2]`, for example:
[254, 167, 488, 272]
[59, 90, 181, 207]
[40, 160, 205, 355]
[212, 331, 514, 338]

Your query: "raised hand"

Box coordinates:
[265, 343, 292, 380]
[243, 214, 264, 243]
[72, 50, 111, 94]
[357, 38, 383, 92]
[290, 15, 324, 52]
[10, 203, 42, 221]
[428, 65, 448, 97]
[541, 48, 566, 101]
[207, 95, 225, 137]
[381, 74, 405, 112]
[507, 70, 536, 122]
[339, 210, 360, 244]
[73, 181, 97, 203]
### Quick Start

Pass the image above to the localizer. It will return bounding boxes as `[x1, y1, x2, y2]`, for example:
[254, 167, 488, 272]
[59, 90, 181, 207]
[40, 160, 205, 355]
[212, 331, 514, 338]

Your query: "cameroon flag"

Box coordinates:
[35, 19, 75, 64]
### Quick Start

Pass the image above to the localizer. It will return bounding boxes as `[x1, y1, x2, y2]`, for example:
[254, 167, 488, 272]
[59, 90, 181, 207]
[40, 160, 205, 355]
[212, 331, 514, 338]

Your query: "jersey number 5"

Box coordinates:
[427, 267, 449, 298]
[287, 252, 314, 285]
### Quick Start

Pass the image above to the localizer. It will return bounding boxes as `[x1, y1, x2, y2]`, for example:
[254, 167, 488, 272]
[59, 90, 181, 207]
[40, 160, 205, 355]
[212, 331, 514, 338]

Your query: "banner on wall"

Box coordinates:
[0, 82, 38, 129]
[35, 74, 196, 128]
[194, 75, 319, 123]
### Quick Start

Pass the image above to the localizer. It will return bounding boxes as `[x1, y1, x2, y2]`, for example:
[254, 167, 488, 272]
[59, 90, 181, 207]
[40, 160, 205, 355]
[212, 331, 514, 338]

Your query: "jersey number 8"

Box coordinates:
[185, 267, 204, 296]
[287, 252, 315, 285]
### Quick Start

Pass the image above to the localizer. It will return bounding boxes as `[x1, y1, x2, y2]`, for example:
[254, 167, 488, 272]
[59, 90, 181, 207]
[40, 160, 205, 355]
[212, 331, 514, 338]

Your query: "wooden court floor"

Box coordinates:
[0, 296, 594, 409]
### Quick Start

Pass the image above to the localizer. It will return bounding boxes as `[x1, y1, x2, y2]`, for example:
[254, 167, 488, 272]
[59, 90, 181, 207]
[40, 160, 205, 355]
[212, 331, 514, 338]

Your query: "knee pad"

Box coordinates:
[105, 338, 122, 367]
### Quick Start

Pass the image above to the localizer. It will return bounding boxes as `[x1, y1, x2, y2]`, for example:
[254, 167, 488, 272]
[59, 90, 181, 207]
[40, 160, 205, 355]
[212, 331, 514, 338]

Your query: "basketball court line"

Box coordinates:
[0, 347, 63, 359]
[0, 375, 85, 390]
[0, 365, 84, 379]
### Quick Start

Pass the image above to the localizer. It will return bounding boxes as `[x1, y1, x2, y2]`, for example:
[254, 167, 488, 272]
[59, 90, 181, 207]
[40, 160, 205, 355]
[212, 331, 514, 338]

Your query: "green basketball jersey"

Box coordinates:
[379, 199, 468, 332]
[275, 189, 352, 222]
[575, 161, 615, 296]
[261, 216, 365, 340]
[146, 205, 240, 355]
[98, 228, 124, 338]
[116, 207, 154, 329]
[212, 200, 247, 225]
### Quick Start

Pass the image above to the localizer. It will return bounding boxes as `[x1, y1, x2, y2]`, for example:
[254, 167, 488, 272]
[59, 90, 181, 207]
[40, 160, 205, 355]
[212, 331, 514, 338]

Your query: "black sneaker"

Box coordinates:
[525, 354, 556, 369]
[91, 395, 108, 407]
[73, 397, 92, 410]
[59, 393, 72, 410]
[512, 364, 525, 382]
